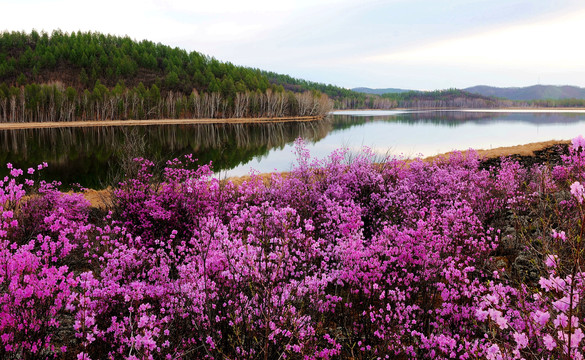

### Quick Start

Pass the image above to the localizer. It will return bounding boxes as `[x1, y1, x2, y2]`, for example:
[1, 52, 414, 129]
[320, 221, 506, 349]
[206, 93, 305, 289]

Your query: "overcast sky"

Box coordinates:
[2, 0, 585, 90]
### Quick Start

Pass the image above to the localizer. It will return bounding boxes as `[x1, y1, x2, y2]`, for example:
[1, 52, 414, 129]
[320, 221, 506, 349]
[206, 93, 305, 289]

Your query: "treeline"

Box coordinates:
[335, 89, 510, 109]
[379, 88, 511, 109]
[0, 30, 332, 121]
[525, 98, 585, 108]
[4, 30, 580, 116]
[264, 70, 413, 110]
[0, 81, 332, 122]
[351, 88, 585, 109]
[262, 71, 371, 109]
[263, 73, 517, 110]
[267, 79, 515, 110]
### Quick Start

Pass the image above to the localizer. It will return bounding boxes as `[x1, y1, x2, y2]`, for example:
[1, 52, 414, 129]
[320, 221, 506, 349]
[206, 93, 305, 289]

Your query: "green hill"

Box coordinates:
[2, 30, 582, 119]
[0, 30, 333, 122]
[351, 87, 411, 95]
[0, 30, 269, 94]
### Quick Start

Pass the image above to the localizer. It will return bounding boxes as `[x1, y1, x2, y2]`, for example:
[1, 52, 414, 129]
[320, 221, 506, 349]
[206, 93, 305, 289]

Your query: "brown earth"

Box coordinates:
[426, 140, 571, 166]
[79, 139, 572, 208]
[81, 188, 115, 210]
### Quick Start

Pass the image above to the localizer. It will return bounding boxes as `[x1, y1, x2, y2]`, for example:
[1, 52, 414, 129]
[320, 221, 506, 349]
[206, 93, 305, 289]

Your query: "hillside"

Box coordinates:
[464, 84, 585, 100]
[261, 71, 371, 109]
[2, 30, 584, 120]
[351, 87, 411, 95]
[0, 31, 270, 94]
[379, 88, 507, 108]
[0, 30, 333, 122]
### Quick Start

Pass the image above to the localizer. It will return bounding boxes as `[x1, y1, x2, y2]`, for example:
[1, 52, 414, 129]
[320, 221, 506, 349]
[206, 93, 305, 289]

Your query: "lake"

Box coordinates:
[1, 109, 584, 188]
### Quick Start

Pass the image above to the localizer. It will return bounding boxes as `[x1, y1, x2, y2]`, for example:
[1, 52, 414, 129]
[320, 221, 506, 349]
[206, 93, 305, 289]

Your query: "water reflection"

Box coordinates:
[1, 110, 584, 188]
[0, 120, 331, 188]
[226, 110, 585, 176]
[331, 111, 585, 129]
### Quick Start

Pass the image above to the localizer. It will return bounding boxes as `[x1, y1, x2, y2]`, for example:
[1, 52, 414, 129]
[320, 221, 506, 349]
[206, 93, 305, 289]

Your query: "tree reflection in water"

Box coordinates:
[1, 110, 583, 189]
[0, 120, 331, 189]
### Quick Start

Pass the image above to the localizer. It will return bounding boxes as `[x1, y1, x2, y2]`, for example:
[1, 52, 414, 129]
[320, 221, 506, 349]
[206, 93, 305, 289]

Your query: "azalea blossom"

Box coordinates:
[572, 134, 585, 150]
[571, 181, 585, 203]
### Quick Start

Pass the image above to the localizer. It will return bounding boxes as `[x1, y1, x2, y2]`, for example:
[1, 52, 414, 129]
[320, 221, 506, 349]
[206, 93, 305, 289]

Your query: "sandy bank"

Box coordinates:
[425, 139, 571, 163]
[0, 116, 324, 130]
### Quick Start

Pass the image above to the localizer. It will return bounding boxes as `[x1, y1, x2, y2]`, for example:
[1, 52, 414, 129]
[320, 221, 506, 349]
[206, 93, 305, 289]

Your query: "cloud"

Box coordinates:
[2, 0, 584, 88]
[362, 9, 585, 71]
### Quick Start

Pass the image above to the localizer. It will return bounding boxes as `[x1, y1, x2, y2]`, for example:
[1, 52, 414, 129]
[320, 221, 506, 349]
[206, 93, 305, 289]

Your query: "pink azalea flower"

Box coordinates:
[532, 310, 550, 326]
[572, 135, 585, 150]
[543, 334, 556, 351]
[545, 254, 558, 268]
[571, 182, 585, 203]
[513, 332, 529, 349]
[553, 297, 571, 313]
[554, 313, 569, 328]
[552, 229, 567, 241]
[571, 328, 585, 347]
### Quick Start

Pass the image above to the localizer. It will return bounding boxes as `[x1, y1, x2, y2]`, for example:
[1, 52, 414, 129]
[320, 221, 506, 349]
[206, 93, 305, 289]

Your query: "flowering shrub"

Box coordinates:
[0, 136, 584, 359]
[476, 135, 585, 360]
[0, 165, 89, 358]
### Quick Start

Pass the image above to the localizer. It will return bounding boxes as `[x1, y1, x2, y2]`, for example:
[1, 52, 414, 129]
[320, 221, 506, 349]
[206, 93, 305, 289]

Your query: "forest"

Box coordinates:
[375, 89, 585, 109]
[1, 30, 582, 123]
[0, 30, 333, 122]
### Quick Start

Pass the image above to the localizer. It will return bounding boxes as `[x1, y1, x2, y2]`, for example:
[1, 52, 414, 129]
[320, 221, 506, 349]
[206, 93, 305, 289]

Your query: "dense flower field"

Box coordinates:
[1, 136, 584, 359]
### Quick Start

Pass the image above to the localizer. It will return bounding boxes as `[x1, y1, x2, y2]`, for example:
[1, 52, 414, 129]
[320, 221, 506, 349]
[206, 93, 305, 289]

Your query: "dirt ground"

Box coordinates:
[425, 140, 571, 164]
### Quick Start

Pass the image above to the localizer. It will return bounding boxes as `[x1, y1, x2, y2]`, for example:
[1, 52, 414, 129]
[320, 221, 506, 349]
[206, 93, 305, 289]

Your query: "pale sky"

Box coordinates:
[2, 0, 585, 90]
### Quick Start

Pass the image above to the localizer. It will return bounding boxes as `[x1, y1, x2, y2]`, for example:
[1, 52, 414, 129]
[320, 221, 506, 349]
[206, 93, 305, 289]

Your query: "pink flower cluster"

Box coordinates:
[0, 136, 584, 359]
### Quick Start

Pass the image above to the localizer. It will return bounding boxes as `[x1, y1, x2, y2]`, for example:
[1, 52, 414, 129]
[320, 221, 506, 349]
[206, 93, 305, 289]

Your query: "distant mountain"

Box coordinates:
[352, 87, 411, 95]
[464, 85, 585, 101]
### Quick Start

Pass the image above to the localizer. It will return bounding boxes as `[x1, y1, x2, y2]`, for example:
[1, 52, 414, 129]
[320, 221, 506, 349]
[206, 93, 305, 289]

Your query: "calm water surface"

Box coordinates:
[226, 110, 585, 176]
[1, 110, 584, 187]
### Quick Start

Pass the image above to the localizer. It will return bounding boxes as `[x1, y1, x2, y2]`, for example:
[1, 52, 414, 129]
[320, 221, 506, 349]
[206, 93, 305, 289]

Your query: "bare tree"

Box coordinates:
[296, 91, 312, 116]
[233, 92, 249, 118]
[191, 90, 202, 118]
[0, 97, 7, 122]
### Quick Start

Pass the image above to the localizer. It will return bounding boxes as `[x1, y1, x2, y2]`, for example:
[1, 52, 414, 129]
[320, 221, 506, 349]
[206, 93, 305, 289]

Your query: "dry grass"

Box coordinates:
[81, 188, 114, 209]
[0, 116, 323, 130]
[423, 139, 571, 163]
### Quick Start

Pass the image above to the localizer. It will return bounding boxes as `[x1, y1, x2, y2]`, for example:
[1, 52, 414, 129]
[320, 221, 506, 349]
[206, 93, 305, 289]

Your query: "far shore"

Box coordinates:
[4, 107, 585, 130]
[82, 139, 572, 208]
[0, 115, 324, 130]
[331, 107, 585, 113]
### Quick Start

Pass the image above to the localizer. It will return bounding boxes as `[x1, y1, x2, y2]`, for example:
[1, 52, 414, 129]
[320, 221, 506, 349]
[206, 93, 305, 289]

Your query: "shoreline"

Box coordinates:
[2, 106, 585, 129]
[331, 107, 585, 113]
[425, 139, 571, 162]
[0, 116, 324, 130]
